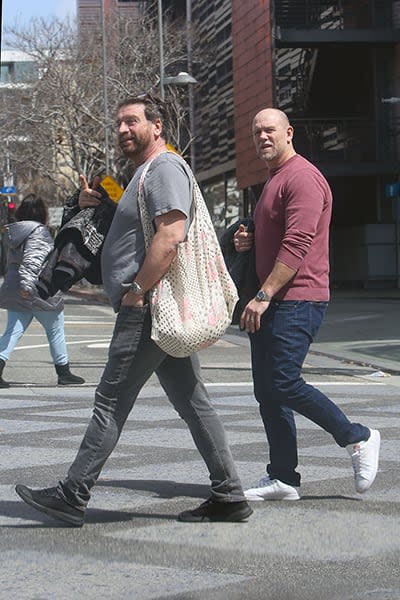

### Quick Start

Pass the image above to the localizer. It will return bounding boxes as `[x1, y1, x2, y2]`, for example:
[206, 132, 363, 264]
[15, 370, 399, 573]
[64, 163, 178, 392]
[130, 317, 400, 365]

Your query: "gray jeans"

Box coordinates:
[58, 304, 245, 508]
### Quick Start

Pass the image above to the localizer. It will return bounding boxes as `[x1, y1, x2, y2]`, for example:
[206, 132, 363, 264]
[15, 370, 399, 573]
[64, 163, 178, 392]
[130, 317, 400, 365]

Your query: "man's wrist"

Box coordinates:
[255, 289, 272, 302]
[129, 280, 145, 296]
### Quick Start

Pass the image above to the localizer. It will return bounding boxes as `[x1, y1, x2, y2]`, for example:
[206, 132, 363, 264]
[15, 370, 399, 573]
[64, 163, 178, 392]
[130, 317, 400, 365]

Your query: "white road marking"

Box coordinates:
[207, 381, 382, 387]
[11, 339, 111, 351]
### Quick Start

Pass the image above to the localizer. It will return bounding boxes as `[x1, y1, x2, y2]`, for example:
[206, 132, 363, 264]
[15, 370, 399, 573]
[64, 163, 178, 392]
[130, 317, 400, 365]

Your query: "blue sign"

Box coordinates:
[385, 182, 400, 199]
[1, 186, 16, 195]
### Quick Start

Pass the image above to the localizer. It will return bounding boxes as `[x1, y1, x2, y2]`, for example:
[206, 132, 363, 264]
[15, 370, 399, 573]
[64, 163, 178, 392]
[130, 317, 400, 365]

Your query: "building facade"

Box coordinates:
[77, 0, 144, 31]
[231, 0, 400, 287]
[161, 0, 400, 286]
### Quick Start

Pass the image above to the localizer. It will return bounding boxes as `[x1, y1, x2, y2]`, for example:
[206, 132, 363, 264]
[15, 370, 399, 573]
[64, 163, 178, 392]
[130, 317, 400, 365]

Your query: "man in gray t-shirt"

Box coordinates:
[102, 152, 193, 312]
[16, 94, 252, 526]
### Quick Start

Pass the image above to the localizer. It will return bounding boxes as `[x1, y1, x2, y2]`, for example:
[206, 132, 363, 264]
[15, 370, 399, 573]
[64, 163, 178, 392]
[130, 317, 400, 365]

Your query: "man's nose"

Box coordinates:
[118, 121, 129, 133]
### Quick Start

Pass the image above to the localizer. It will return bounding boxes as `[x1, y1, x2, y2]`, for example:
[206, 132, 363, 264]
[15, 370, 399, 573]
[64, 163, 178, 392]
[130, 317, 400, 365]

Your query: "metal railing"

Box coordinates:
[274, 0, 395, 30]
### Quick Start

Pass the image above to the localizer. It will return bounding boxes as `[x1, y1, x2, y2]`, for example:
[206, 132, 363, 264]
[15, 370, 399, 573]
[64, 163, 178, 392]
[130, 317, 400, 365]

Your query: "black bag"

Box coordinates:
[220, 218, 259, 324]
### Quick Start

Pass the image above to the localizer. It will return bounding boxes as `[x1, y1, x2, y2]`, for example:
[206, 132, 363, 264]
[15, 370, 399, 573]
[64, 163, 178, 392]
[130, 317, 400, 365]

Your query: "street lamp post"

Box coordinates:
[163, 72, 197, 86]
[101, 0, 111, 174]
[158, 0, 165, 100]
[157, 0, 198, 171]
[186, 0, 195, 172]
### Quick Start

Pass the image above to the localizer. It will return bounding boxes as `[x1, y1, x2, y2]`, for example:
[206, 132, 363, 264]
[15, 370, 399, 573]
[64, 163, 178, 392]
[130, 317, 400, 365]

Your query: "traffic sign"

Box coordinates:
[1, 186, 16, 195]
[100, 176, 124, 203]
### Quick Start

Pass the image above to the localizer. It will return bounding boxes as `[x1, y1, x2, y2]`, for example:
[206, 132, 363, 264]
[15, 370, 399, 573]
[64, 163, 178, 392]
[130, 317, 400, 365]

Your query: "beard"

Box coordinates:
[257, 144, 278, 162]
[119, 127, 152, 158]
[119, 137, 145, 158]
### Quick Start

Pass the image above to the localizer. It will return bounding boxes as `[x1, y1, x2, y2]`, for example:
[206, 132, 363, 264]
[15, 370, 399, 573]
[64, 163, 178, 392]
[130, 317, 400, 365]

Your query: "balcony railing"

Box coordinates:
[291, 117, 398, 163]
[274, 0, 395, 30]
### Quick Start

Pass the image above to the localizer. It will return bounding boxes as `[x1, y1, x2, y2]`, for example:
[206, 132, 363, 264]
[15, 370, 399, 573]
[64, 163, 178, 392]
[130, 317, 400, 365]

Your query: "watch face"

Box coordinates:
[130, 282, 143, 295]
[256, 290, 269, 301]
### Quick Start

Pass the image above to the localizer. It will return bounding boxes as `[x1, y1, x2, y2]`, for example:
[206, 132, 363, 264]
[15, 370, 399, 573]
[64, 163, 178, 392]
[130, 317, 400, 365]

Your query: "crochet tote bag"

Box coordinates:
[138, 158, 238, 358]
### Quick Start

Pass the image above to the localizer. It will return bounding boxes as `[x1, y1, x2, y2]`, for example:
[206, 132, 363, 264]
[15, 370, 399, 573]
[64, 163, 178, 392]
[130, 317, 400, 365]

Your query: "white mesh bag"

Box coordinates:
[138, 158, 238, 358]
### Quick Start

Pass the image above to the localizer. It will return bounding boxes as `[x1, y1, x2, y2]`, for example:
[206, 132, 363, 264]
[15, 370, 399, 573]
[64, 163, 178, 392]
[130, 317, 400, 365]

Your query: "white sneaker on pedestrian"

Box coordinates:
[346, 428, 381, 493]
[244, 474, 300, 501]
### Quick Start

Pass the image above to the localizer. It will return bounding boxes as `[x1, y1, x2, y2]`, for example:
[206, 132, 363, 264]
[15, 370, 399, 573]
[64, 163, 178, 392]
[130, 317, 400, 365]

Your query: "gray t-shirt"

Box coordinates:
[102, 151, 193, 311]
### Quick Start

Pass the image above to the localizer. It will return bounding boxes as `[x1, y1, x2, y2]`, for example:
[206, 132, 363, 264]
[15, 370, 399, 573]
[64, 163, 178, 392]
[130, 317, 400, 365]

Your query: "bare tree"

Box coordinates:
[1, 7, 199, 204]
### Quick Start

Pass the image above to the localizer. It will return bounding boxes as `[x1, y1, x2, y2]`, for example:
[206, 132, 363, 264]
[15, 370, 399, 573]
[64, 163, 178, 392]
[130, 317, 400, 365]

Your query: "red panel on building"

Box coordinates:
[231, 0, 274, 190]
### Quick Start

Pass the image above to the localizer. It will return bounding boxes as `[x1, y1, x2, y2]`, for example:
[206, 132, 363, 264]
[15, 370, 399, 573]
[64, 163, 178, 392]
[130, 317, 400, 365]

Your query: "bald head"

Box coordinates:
[252, 108, 295, 168]
[253, 108, 290, 130]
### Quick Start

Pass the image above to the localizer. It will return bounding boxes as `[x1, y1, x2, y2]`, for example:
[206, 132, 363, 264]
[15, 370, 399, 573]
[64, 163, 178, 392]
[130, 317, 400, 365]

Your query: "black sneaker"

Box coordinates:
[15, 484, 84, 527]
[0, 376, 10, 388]
[178, 498, 253, 523]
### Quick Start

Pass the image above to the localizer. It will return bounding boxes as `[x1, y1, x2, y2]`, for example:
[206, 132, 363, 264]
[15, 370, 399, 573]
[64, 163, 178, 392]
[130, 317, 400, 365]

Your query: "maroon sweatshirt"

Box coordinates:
[254, 154, 332, 301]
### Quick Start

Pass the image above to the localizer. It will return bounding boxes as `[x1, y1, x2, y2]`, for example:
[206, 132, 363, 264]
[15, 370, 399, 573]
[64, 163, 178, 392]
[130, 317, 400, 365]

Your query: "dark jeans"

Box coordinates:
[249, 300, 370, 487]
[58, 304, 244, 508]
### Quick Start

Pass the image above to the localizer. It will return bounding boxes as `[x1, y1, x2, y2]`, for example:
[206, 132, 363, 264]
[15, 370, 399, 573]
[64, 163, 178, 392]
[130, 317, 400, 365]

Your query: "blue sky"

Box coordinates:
[2, 0, 76, 31]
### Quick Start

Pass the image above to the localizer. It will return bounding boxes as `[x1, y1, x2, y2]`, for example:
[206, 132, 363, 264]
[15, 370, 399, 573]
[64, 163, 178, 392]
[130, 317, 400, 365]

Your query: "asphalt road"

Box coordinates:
[0, 291, 399, 599]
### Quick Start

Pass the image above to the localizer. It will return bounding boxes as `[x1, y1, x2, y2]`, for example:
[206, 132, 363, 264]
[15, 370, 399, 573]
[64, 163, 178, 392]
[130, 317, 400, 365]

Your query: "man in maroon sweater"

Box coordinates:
[234, 108, 380, 501]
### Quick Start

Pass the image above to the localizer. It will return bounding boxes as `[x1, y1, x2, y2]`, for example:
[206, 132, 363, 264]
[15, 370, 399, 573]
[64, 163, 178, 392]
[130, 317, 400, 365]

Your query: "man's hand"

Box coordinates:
[240, 297, 270, 333]
[121, 291, 145, 307]
[233, 223, 254, 252]
[79, 174, 102, 209]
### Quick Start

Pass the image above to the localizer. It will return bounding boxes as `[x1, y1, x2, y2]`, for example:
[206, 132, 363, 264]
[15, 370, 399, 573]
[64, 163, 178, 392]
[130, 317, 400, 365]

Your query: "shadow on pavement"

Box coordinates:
[97, 478, 209, 499]
[2, 499, 176, 527]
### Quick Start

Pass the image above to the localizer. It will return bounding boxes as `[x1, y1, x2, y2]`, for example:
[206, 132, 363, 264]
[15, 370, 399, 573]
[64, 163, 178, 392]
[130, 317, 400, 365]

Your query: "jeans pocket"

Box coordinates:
[308, 302, 328, 339]
[106, 305, 149, 380]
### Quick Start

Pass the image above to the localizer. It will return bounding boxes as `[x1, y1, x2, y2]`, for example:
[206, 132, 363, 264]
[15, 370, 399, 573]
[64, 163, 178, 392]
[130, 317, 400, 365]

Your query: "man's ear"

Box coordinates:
[153, 118, 163, 138]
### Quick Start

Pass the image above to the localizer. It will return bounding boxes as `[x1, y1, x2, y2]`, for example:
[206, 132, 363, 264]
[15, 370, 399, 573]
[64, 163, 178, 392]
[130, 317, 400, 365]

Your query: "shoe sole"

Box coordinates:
[356, 429, 381, 494]
[178, 505, 253, 523]
[245, 492, 300, 501]
[15, 485, 84, 527]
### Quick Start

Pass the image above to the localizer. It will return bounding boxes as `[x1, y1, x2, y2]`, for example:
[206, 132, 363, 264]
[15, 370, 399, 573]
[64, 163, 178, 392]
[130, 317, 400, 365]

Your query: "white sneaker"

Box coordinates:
[244, 475, 300, 501]
[346, 429, 381, 493]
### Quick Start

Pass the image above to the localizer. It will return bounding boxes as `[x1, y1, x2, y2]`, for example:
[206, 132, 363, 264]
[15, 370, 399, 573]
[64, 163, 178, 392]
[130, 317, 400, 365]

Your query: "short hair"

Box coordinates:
[117, 93, 170, 143]
[15, 194, 48, 225]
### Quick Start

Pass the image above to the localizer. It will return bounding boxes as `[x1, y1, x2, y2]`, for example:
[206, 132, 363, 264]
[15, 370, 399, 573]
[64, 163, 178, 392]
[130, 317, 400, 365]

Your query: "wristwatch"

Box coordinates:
[129, 281, 145, 296]
[255, 289, 272, 302]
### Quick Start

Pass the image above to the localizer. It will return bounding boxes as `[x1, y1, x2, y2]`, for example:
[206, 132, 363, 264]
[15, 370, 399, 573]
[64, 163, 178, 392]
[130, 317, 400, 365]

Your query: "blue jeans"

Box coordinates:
[249, 300, 370, 487]
[58, 304, 245, 508]
[0, 309, 68, 365]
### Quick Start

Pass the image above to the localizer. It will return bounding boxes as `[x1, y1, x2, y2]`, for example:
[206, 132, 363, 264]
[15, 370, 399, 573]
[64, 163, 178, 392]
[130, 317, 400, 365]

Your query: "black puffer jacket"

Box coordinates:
[37, 188, 116, 300]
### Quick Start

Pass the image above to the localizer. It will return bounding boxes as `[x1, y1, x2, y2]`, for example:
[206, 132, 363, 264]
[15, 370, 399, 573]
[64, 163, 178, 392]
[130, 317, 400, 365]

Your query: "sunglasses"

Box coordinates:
[135, 92, 164, 105]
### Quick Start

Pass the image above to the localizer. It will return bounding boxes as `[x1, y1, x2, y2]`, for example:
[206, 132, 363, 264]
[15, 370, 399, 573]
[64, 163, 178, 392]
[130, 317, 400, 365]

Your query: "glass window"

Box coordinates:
[201, 174, 242, 234]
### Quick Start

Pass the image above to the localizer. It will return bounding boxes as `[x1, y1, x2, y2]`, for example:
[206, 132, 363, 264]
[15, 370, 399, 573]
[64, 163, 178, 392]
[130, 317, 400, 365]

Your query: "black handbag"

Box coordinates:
[220, 218, 259, 324]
